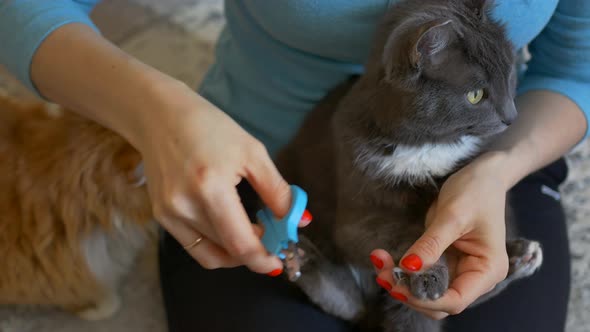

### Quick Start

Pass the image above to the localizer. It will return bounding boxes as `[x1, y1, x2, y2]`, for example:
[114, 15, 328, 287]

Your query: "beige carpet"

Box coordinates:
[0, 1, 588, 331]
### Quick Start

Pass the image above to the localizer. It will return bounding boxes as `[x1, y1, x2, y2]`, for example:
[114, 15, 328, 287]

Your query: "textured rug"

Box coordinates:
[0, 1, 588, 331]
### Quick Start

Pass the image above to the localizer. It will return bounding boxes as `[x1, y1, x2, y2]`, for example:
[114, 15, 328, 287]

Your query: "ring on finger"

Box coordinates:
[183, 234, 204, 250]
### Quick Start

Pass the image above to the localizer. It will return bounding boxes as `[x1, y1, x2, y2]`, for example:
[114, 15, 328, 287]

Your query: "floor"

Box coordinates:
[0, 1, 588, 331]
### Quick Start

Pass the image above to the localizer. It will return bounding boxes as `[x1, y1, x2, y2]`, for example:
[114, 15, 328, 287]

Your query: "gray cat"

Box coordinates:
[274, 0, 543, 331]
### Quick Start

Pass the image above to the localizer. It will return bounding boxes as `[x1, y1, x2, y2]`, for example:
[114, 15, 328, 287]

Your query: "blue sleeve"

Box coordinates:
[517, 0, 590, 139]
[0, 0, 101, 95]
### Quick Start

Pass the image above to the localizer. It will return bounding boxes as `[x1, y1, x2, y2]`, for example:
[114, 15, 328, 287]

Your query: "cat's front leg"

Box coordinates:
[382, 302, 442, 332]
[333, 208, 425, 268]
[382, 259, 447, 332]
[294, 236, 368, 321]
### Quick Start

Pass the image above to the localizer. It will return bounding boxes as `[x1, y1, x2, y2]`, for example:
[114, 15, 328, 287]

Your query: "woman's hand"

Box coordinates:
[134, 81, 311, 275]
[30, 24, 304, 275]
[370, 152, 511, 319]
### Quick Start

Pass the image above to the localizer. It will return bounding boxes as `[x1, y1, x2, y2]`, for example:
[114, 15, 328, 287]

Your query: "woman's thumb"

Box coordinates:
[399, 213, 462, 272]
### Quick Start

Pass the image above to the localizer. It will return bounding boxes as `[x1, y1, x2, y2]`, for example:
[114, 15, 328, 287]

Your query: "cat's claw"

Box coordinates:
[392, 267, 409, 286]
[282, 242, 305, 281]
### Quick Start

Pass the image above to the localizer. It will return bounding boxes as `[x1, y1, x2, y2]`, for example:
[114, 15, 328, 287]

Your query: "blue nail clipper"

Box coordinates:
[257, 185, 307, 281]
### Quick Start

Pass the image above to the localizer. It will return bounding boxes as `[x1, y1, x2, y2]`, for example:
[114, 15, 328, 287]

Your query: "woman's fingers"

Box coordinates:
[157, 194, 281, 274]
[298, 209, 313, 227]
[196, 178, 283, 274]
[159, 190, 223, 245]
[370, 249, 396, 290]
[160, 215, 241, 269]
[382, 277, 450, 320]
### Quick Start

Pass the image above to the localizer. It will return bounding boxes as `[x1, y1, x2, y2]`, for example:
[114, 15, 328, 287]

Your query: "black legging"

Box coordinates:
[159, 158, 571, 332]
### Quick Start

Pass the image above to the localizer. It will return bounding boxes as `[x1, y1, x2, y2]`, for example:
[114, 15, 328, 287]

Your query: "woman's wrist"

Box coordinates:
[468, 150, 515, 191]
[473, 91, 586, 190]
[112, 65, 194, 150]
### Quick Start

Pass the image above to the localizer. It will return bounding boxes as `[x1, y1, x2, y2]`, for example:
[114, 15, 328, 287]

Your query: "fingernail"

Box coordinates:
[370, 254, 384, 269]
[301, 209, 313, 223]
[401, 254, 423, 271]
[267, 268, 282, 277]
[376, 277, 392, 291]
[390, 291, 408, 302]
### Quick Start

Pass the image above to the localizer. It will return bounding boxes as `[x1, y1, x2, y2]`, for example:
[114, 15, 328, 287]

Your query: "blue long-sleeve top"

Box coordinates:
[1, 0, 589, 156]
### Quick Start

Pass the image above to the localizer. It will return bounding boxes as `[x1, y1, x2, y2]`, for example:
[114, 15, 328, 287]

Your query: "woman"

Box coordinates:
[0, 1, 586, 331]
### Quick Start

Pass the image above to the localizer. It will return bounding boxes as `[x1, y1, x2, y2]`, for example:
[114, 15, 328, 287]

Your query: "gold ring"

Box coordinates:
[183, 235, 204, 250]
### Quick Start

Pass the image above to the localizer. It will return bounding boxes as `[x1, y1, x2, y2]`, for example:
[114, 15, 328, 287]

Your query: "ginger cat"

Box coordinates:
[0, 93, 154, 320]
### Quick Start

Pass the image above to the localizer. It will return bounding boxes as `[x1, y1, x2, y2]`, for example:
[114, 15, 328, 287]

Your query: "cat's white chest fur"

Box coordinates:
[372, 136, 481, 184]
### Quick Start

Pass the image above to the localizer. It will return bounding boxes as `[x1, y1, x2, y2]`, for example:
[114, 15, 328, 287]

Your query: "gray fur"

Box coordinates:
[409, 258, 449, 301]
[274, 0, 542, 331]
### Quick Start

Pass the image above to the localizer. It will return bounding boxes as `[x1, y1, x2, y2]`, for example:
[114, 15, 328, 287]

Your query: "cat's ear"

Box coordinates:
[465, 0, 492, 19]
[412, 20, 458, 67]
[382, 19, 459, 81]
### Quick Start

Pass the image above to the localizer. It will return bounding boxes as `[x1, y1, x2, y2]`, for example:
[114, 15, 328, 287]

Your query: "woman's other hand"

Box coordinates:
[371, 152, 511, 319]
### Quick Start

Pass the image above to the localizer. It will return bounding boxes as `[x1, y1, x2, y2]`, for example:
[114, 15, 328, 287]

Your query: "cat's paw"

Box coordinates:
[408, 264, 449, 301]
[507, 239, 543, 279]
[74, 292, 121, 321]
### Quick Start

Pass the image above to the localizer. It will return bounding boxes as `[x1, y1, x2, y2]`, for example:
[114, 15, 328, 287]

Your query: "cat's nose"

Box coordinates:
[501, 100, 517, 126]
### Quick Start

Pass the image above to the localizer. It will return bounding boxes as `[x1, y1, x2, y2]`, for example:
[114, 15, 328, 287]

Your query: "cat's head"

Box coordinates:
[357, 0, 516, 146]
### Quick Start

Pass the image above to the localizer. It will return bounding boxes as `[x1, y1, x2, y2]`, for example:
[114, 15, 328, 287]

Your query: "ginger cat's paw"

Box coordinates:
[72, 292, 121, 321]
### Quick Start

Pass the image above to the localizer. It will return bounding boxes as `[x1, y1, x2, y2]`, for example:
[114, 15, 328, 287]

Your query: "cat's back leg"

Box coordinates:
[472, 237, 543, 306]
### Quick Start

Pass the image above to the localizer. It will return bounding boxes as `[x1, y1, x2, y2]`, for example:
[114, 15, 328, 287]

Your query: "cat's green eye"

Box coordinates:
[467, 89, 485, 105]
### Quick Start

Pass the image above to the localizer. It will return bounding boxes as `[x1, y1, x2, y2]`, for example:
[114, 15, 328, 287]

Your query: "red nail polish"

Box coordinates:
[390, 291, 408, 302]
[267, 269, 282, 277]
[370, 254, 384, 269]
[301, 209, 313, 223]
[376, 277, 392, 291]
[401, 254, 423, 271]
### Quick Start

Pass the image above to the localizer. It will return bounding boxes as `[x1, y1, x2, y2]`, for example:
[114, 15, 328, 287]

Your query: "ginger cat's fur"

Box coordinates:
[0, 94, 154, 320]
